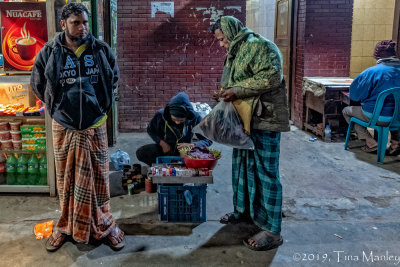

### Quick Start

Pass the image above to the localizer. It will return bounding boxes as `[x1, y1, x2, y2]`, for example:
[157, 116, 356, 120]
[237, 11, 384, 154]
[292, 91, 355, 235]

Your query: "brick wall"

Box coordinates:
[117, 0, 245, 132]
[293, 0, 353, 127]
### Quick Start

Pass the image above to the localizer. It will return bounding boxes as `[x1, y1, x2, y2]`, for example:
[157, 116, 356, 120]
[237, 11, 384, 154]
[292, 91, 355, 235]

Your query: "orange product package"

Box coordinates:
[34, 220, 54, 239]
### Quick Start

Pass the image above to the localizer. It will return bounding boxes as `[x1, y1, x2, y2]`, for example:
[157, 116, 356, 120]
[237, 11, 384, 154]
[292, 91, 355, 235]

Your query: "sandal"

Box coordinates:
[243, 231, 283, 251]
[45, 231, 67, 252]
[361, 145, 377, 153]
[387, 147, 400, 156]
[105, 226, 125, 251]
[219, 212, 252, 224]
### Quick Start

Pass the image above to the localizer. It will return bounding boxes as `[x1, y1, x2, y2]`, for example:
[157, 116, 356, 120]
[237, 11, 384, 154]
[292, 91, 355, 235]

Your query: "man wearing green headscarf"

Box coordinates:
[211, 16, 289, 251]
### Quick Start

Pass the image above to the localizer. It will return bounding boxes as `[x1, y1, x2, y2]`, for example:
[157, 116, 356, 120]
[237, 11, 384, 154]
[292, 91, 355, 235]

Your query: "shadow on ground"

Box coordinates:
[118, 222, 277, 267]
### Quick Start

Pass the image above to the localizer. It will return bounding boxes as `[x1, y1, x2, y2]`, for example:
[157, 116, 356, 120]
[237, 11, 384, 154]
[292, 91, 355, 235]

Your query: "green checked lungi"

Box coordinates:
[232, 129, 282, 234]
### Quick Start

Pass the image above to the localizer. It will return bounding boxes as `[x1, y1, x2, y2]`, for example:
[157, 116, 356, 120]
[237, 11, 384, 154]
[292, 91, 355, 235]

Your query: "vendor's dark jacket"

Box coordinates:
[147, 92, 212, 150]
[30, 32, 119, 130]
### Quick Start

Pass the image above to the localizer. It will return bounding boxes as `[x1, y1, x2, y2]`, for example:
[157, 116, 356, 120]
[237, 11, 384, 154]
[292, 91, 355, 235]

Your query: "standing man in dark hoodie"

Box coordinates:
[136, 92, 212, 166]
[30, 3, 124, 252]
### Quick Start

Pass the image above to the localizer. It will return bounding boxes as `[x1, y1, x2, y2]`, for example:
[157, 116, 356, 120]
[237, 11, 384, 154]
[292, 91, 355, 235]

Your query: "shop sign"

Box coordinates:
[0, 2, 47, 72]
[0, 83, 31, 107]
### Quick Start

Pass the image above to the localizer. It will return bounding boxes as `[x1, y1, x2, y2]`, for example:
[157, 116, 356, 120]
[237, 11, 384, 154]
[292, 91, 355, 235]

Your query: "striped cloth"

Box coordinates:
[232, 129, 282, 234]
[52, 119, 115, 243]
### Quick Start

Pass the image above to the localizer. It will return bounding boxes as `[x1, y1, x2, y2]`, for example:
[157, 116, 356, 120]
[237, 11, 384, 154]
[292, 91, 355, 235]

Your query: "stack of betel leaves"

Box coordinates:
[179, 146, 221, 160]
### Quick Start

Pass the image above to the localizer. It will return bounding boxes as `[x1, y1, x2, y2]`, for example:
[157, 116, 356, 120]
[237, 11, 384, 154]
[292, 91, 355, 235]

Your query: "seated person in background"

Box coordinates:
[136, 92, 212, 165]
[342, 40, 400, 155]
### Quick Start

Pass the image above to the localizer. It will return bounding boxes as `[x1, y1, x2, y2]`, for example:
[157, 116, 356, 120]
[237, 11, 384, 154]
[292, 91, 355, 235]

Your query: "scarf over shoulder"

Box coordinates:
[220, 16, 288, 133]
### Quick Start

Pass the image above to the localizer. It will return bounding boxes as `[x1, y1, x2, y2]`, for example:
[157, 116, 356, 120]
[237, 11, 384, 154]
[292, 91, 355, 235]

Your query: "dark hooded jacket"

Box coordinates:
[30, 32, 118, 130]
[147, 92, 212, 150]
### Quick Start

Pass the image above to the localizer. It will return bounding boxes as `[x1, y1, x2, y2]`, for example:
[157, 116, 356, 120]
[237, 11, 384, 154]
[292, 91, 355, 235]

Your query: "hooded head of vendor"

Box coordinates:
[164, 92, 195, 125]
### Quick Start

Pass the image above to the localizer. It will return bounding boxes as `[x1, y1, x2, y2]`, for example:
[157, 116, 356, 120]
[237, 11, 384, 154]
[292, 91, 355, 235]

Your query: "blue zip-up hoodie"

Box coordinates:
[147, 92, 212, 150]
[350, 59, 400, 117]
[31, 32, 118, 130]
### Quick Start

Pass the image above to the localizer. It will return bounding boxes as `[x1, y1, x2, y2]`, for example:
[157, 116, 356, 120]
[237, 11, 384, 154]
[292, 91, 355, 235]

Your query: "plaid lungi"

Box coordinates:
[52, 119, 115, 243]
[232, 129, 282, 234]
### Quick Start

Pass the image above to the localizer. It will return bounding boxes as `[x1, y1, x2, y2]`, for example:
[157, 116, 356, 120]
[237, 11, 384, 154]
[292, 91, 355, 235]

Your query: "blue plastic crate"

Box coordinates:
[158, 184, 207, 222]
[156, 156, 184, 164]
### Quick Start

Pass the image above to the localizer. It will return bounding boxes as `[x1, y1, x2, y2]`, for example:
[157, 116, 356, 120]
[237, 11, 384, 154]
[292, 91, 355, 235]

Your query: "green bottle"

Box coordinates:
[6, 173, 17, 185]
[6, 153, 17, 173]
[39, 154, 47, 175]
[16, 173, 26, 185]
[28, 154, 39, 174]
[17, 154, 28, 174]
[38, 173, 47, 185]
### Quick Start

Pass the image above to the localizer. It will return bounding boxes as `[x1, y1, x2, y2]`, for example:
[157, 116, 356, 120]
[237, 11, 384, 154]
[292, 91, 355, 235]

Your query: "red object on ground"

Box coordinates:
[145, 178, 153, 193]
[180, 154, 218, 170]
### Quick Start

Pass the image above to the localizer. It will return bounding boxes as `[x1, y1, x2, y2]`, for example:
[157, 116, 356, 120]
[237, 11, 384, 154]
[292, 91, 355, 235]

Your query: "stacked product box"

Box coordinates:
[20, 125, 46, 151]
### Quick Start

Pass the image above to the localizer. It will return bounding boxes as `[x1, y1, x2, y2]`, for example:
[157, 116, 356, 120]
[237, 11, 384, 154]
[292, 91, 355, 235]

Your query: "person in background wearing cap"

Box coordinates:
[136, 92, 212, 166]
[343, 40, 400, 155]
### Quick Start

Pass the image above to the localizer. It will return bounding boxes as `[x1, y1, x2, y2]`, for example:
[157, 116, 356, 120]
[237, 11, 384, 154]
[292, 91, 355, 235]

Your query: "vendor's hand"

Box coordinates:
[212, 90, 222, 102]
[160, 140, 171, 154]
[177, 143, 195, 150]
[221, 88, 237, 102]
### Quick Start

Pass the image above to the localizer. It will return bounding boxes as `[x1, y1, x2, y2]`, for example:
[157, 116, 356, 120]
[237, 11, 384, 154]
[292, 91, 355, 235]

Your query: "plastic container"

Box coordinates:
[180, 154, 218, 169]
[10, 131, 21, 141]
[8, 121, 22, 131]
[12, 140, 22, 150]
[155, 156, 185, 165]
[324, 125, 332, 143]
[158, 184, 207, 222]
[0, 121, 9, 131]
[0, 131, 11, 141]
[1, 139, 13, 149]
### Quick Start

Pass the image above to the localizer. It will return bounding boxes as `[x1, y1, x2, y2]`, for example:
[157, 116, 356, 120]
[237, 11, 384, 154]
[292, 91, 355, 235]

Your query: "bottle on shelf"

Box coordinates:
[27, 154, 40, 185]
[17, 153, 28, 174]
[28, 154, 39, 174]
[6, 153, 17, 173]
[39, 154, 47, 175]
[324, 124, 332, 143]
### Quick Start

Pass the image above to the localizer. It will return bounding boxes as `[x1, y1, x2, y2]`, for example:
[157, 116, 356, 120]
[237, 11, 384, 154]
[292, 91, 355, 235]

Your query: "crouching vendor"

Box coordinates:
[136, 92, 212, 166]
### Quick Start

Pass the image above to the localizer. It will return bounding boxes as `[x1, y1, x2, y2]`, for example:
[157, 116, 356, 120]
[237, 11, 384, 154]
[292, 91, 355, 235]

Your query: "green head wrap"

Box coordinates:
[220, 16, 254, 67]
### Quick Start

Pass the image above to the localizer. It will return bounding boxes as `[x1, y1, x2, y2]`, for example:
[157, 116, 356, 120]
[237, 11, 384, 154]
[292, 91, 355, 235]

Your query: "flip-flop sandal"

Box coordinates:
[45, 231, 67, 252]
[361, 145, 377, 153]
[243, 231, 283, 251]
[219, 212, 252, 224]
[387, 147, 400, 156]
[105, 226, 125, 251]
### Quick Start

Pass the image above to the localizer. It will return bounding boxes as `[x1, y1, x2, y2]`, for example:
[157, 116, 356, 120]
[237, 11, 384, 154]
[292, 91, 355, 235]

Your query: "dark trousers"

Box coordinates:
[136, 144, 179, 166]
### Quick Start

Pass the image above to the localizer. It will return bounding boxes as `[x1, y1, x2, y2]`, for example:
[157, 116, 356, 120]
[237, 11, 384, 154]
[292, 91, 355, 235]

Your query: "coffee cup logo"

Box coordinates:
[11, 22, 37, 61]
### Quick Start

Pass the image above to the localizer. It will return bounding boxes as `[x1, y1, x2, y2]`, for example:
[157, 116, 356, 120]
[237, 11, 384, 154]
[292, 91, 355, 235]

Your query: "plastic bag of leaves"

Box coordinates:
[193, 101, 255, 150]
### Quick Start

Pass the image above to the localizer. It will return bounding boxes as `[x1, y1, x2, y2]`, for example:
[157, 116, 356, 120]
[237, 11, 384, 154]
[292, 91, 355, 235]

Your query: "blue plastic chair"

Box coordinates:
[344, 87, 400, 164]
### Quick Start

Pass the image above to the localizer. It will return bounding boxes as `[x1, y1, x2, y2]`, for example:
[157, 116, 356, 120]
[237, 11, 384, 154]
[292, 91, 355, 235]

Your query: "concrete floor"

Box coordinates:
[0, 125, 400, 267]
